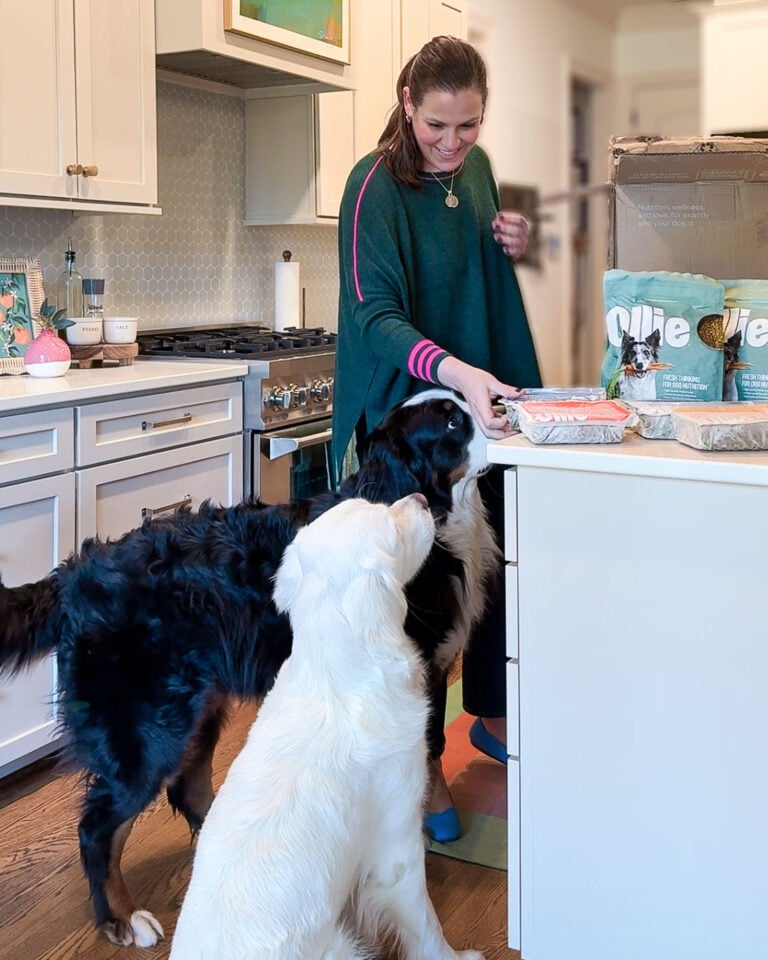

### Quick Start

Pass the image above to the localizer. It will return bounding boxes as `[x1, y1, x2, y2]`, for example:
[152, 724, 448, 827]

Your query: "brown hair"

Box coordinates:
[377, 35, 488, 188]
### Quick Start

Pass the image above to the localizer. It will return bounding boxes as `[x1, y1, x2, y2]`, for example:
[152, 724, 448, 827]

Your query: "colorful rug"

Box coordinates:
[427, 680, 508, 871]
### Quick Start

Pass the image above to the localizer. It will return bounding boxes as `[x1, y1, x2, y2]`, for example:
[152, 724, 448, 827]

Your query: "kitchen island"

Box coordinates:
[488, 433, 768, 960]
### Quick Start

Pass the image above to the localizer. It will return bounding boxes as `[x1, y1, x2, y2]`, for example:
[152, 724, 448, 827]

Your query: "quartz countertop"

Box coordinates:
[488, 430, 768, 487]
[0, 360, 249, 414]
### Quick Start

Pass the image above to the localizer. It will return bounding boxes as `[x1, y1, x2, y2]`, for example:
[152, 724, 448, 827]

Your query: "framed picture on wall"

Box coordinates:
[0, 256, 44, 372]
[223, 0, 350, 64]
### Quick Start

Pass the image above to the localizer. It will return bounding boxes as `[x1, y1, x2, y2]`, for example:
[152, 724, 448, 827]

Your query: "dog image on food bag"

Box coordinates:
[169, 495, 485, 960]
[602, 269, 726, 402]
[616, 328, 661, 400]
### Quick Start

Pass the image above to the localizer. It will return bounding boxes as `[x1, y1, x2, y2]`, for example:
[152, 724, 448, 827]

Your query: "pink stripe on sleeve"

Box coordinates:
[408, 339, 434, 377]
[417, 345, 443, 381]
[352, 155, 385, 302]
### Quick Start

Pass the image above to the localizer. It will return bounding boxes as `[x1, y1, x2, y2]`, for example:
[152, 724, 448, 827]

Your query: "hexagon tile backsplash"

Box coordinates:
[0, 80, 340, 332]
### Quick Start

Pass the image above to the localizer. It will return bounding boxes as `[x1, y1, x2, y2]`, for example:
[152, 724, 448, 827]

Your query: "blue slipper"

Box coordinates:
[469, 717, 508, 765]
[424, 806, 462, 843]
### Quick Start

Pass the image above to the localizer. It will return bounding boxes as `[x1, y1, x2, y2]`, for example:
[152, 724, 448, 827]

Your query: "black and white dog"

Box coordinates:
[616, 329, 661, 400]
[0, 389, 496, 948]
[170, 495, 484, 960]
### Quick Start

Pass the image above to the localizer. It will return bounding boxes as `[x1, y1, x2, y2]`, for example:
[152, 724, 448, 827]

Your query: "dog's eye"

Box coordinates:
[447, 414, 460, 431]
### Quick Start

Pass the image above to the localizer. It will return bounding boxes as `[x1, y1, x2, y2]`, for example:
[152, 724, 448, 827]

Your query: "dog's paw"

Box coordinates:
[130, 910, 165, 947]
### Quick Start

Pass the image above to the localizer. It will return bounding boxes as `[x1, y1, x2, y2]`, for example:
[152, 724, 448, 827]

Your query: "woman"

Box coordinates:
[332, 35, 541, 842]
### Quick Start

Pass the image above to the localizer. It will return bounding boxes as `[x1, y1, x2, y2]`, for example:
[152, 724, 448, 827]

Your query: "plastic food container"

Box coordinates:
[516, 399, 635, 445]
[103, 317, 138, 343]
[502, 387, 606, 428]
[65, 317, 103, 345]
[624, 400, 752, 440]
[672, 405, 768, 451]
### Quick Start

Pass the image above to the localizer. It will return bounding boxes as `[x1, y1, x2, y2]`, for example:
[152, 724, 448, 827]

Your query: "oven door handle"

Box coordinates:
[260, 427, 332, 460]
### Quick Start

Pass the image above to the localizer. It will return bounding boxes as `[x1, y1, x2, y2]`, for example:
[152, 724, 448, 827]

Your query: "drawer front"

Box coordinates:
[507, 757, 521, 951]
[76, 382, 243, 467]
[76, 435, 243, 542]
[504, 467, 517, 562]
[506, 660, 519, 760]
[0, 408, 74, 486]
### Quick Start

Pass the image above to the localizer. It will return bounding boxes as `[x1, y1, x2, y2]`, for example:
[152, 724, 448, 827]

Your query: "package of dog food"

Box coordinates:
[502, 387, 606, 428]
[722, 280, 768, 401]
[623, 399, 749, 440]
[601, 269, 725, 403]
[672, 405, 768, 450]
[516, 399, 635, 445]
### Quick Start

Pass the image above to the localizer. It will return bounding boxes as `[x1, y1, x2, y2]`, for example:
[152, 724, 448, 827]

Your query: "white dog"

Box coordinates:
[170, 495, 484, 960]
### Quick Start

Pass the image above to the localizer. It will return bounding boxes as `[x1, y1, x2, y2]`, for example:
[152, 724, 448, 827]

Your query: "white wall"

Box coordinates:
[469, 0, 614, 385]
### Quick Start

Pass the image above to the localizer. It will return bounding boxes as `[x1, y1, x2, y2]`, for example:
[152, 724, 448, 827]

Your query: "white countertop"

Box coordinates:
[488, 430, 768, 487]
[0, 360, 249, 414]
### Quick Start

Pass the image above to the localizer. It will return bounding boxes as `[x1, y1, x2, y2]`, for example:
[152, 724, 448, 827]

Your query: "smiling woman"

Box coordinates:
[224, 0, 349, 63]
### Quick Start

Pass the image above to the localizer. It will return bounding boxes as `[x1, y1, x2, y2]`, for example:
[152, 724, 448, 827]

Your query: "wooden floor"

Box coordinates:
[0, 703, 519, 960]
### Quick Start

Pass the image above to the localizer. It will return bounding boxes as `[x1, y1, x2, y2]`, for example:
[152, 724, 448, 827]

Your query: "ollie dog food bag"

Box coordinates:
[601, 270, 725, 402]
[722, 280, 768, 401]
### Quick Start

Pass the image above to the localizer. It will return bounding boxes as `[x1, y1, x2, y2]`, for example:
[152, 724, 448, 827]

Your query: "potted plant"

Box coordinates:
[24, 299, 74, 378]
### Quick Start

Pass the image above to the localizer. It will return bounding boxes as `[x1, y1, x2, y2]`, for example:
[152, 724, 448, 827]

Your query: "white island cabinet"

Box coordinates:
[0, 361, 246, 777]
[488, 433, 768, 960]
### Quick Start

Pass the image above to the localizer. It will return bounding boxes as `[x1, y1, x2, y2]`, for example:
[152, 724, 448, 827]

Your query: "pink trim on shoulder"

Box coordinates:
[353, 155, 385, 302]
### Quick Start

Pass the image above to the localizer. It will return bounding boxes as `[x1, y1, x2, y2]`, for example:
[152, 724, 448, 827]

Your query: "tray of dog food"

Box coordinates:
[516, 398, 636, 445]
[502, 387, 606, 428]
[623, 400, 749, 440]
[671, 404, 768, 450]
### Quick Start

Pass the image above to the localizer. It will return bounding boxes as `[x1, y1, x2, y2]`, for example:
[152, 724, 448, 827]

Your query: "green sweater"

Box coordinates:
[332, 145, 541, 475]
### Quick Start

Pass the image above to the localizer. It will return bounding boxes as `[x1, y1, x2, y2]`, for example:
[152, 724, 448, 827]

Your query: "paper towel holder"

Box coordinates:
[282, 249, 292, 262]
[280, 250, 306, 328]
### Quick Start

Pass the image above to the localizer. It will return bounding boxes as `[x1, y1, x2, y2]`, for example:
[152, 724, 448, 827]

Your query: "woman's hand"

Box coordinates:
[492, 210, 530, 260]
[437, 357, 522, 439]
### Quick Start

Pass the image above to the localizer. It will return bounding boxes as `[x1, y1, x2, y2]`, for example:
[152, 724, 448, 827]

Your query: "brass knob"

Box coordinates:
[66, 163, 83, 176]
[81, 165, 99, 178]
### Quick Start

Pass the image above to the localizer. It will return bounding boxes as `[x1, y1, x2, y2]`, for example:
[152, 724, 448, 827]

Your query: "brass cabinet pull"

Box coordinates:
[141, 495, 193, 520]
[81, 165, 99, 177]
[66, 163, 83, 175]
[142, 412, 193, 431]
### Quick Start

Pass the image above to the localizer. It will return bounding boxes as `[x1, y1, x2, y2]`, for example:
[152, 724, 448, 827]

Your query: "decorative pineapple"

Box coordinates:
[24, 298, 74, 378]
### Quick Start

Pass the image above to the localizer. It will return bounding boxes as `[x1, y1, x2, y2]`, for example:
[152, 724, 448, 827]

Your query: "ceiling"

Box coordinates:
[565, 0, 705, 26]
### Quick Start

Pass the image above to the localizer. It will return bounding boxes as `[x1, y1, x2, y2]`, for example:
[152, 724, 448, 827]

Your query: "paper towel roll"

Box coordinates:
[275, 259, 301, 332]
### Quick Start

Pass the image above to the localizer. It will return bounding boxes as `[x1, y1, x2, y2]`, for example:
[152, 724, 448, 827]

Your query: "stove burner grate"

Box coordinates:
[137, 325, 337, 360]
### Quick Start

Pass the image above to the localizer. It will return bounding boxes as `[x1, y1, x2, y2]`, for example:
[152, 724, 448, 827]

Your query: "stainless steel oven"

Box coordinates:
[258, 417, 333, 503]
[136, 325, 336, 503]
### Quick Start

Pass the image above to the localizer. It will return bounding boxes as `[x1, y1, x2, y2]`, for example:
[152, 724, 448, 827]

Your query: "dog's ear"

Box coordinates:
[272, 541, 303, 613]
[647, 329, 661, 348]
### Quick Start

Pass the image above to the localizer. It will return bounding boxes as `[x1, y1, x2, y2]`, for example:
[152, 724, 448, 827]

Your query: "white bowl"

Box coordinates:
[65, 317, 103, 345]
[103, 317, 138, 344]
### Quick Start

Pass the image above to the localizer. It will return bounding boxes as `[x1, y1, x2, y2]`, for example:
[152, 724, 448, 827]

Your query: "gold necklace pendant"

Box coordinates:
[430, 164, 461, 209]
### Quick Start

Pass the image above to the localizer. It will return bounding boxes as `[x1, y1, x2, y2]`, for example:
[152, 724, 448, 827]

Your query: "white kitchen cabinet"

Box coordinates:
[0, 370, 245, 779]
[700, 1, 768, 135]
[400, 0, 468, 65]
[244, 88, 354, 225]
[0, 0, 158, 212]
[0, 406, 76, 778]
[489, 436, 768, 960]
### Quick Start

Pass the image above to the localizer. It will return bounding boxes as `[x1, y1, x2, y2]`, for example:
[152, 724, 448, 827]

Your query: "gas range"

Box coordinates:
[136, 324, 336, 431]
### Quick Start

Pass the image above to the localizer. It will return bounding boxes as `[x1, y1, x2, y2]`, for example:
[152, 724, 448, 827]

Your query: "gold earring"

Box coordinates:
[405, 113, 412, 123]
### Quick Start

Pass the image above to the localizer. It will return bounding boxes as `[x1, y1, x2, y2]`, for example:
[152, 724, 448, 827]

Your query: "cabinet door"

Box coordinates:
[400, 0, 467, 66]
[0, 474, 76, 777]
[429, 0, 466, 40]
[245, 95, 316, 225]
[0, 0, 77, 198]
[73, 0, 158, 204]
[315, 91, 355, 218]
[77, 435, 243, 541]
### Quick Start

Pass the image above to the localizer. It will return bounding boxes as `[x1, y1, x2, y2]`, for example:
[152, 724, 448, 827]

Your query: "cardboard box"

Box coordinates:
[609, 136, 768, 280]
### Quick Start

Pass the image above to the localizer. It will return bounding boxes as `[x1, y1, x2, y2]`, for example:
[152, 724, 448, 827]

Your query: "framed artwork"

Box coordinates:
[224, 0, 349, 65]
[0, 257, 44, 372]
